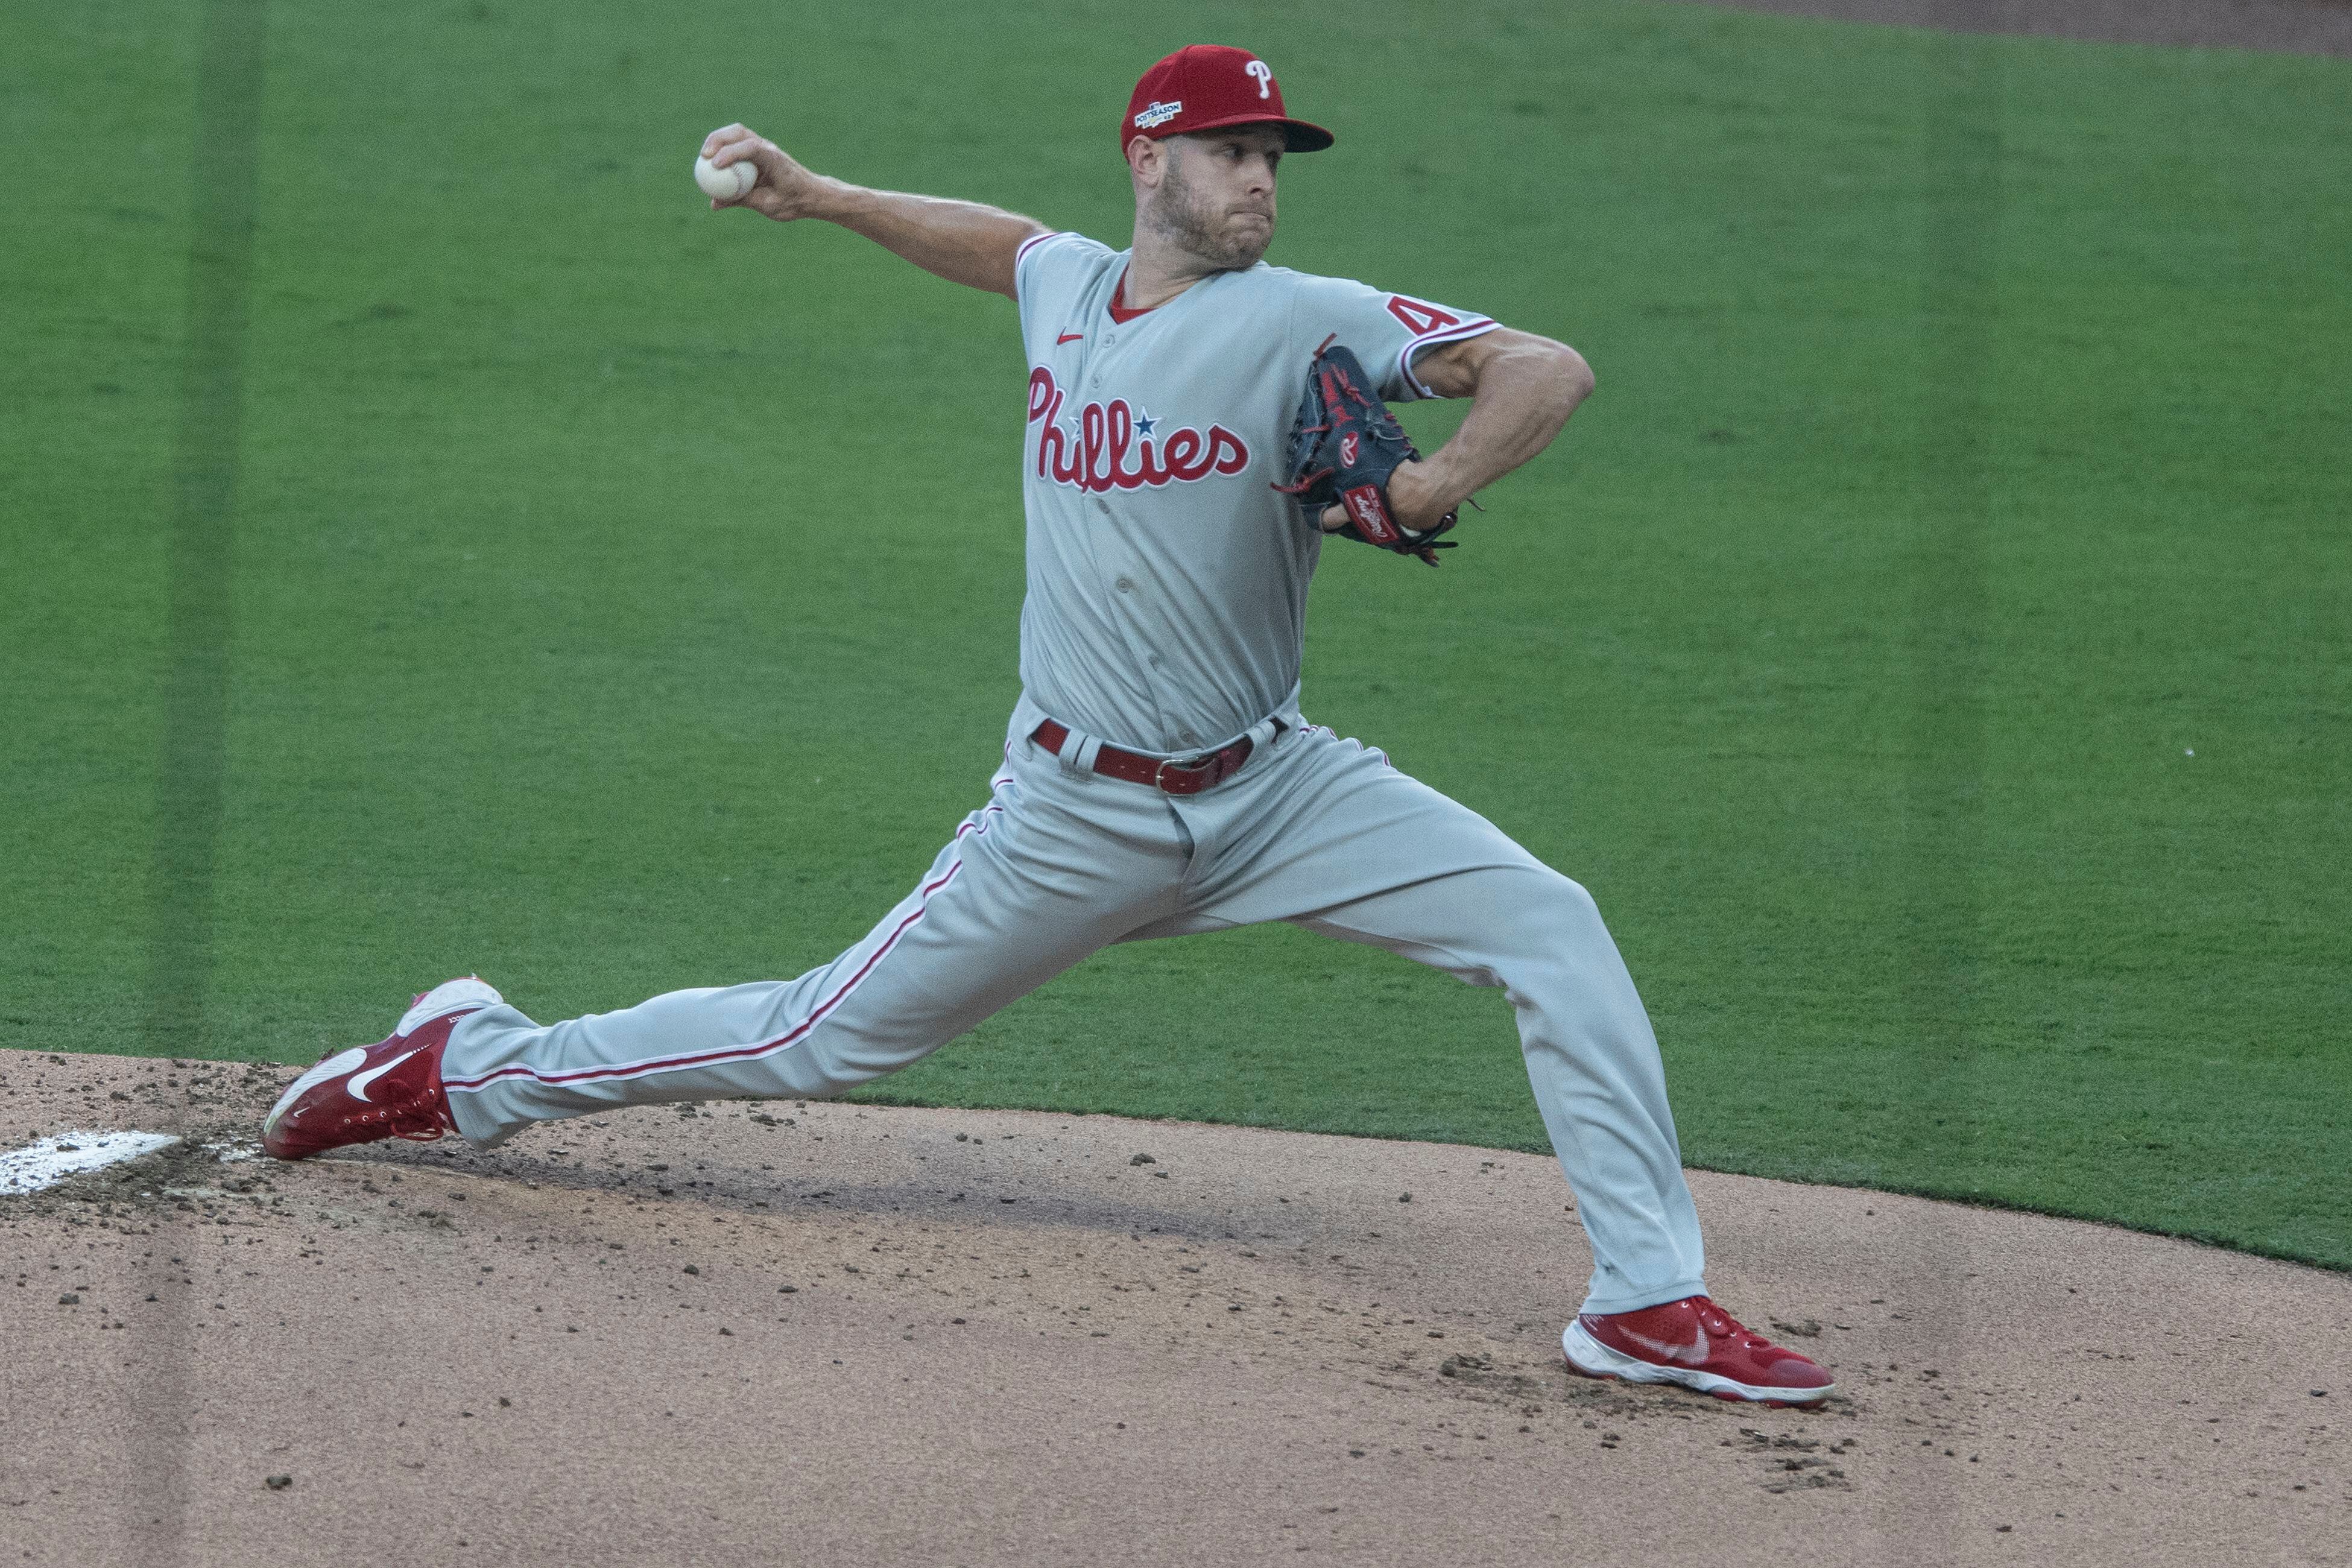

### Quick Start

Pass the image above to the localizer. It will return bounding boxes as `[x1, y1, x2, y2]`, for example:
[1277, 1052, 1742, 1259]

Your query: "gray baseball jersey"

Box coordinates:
[1012, 230, 1497, 754]
[437, 232, 1712, 1319]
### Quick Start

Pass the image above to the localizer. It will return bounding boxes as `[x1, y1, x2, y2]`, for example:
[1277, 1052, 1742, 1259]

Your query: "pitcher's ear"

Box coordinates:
[1129, 133, 1183, 186]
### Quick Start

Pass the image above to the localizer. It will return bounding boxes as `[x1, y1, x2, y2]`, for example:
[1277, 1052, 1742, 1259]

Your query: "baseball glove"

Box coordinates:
[1273, 338, 1458, 566]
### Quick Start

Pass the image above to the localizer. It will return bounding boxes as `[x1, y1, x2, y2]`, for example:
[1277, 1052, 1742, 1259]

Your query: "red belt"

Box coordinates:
[1032, 719, 1262, 795]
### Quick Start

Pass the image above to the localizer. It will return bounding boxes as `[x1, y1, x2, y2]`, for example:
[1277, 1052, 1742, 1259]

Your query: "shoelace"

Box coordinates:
[1693, 1297, 1771, 1350]
[337, 1081, 452, 1142]
[367, 1107, 451, 1143]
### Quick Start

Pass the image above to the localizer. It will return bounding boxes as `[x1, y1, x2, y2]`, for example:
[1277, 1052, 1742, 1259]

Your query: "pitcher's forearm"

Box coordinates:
[1417, 341, 1594, 505]
[811, 179, 1048, 299]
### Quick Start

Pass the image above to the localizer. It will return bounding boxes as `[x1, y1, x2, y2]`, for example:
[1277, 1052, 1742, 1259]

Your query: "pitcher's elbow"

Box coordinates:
[1557, 343, 1596, 405]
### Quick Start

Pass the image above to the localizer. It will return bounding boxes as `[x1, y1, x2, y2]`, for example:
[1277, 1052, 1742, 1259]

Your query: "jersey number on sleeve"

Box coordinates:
[1385, 296, 1462, 336]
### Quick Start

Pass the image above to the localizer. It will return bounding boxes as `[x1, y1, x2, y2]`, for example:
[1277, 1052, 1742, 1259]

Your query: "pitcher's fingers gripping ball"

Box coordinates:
[694, 152, 756, 201]
[693, 125, 836, 223]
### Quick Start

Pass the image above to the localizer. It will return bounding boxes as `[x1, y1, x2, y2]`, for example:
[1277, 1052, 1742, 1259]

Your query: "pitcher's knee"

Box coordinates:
[780, 1022, 955, 1100]
[751, 1043, 868, 1101]
[1488, 870, 1622, 979]
[1526, 870, 1606, 941]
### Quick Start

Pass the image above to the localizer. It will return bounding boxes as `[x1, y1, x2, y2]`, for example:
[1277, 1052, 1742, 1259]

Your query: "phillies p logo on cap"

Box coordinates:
[1121, 45, 1335, 154]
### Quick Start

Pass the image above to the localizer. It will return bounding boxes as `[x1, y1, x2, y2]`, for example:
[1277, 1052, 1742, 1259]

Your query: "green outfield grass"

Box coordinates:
[5, 2, 2346, 1267]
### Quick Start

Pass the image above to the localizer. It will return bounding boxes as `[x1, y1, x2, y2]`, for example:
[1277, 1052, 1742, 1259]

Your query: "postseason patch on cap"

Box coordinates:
[1133, 100, 1183, 130]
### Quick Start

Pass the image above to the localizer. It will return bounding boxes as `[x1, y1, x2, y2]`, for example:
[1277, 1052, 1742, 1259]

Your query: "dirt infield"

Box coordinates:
[1672, 0, 2352, 57]
[2, 1049, 2344, 1567]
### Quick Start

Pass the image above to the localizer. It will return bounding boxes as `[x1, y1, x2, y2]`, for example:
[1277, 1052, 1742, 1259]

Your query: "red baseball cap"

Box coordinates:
[1121, 45, 1334, 156]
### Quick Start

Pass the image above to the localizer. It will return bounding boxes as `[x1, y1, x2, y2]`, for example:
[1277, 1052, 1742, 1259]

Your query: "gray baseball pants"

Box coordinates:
[441, 698, 1709, 1315]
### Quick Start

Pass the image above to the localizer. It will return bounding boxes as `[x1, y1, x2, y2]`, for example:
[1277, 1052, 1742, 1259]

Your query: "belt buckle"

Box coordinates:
[1155, 750, 1219, 793]
[1153, 733, 1254, 794]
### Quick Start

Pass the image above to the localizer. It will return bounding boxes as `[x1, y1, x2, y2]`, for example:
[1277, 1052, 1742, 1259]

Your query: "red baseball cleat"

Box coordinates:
[261, 978, 501, 1161]
[1563, 1295, 1835, 1406]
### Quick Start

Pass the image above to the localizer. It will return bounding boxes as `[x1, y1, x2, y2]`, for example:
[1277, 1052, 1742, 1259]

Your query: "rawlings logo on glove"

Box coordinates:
[1272, 338, 1459, 566]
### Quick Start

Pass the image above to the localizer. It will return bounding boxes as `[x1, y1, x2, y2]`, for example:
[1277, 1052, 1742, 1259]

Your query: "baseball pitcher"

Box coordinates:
[264, 45, 1834, 1406]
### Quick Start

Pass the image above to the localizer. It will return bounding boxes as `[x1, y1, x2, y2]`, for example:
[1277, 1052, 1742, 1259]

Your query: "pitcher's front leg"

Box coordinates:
[1185, 732, 1706, 1315]
[1290, 858, 1707, 1315]
[440, 773, 1177, 1147]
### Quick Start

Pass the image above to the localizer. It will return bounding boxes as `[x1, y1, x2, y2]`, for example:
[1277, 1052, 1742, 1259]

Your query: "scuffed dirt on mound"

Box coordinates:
[2, 1048, 2345, 1567]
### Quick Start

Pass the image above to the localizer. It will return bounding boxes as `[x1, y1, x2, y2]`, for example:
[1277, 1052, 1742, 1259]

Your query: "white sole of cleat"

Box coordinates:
[1561, 1321, 1833, 1406]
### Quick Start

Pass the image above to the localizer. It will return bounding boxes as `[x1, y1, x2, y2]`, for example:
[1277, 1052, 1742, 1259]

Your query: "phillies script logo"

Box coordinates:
[1026, 367, 1250, 493]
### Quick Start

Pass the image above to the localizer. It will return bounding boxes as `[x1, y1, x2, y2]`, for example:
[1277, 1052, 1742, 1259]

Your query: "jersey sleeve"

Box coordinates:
[1285, 273, 1500, 403]
[1015, 230, 1114, 335]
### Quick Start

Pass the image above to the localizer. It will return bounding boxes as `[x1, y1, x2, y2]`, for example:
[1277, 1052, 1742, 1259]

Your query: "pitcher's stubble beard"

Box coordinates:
[1146, 144, 1274, 272]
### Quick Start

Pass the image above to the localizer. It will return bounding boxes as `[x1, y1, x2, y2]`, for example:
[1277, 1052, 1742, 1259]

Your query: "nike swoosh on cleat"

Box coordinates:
[264, 1046, 371, 1134]
[1623, 1327, 1712, 1366]
[348, 1049, 421, 1104]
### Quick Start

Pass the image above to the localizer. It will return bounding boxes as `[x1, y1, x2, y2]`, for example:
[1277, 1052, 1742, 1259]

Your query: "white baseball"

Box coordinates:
[694, 153, 757, 201]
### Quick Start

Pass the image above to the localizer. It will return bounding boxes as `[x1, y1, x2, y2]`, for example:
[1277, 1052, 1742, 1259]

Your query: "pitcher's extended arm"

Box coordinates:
[701, 125, 1048, 300]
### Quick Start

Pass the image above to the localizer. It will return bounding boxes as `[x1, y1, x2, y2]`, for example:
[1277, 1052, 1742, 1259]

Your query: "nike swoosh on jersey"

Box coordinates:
[1623, 1326, 1712, 1365]
[349, 1049, 421, 1104]
[1057, 332, 1083, 344]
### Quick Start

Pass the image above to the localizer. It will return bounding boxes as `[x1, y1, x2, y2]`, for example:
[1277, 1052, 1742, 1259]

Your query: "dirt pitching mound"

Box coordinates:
[1, 1049, 2343, 1567]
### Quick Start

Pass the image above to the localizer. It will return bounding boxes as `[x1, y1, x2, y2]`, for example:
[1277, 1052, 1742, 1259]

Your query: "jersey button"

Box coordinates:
[1114, 577, 1135, 594]
[1177, 729, 1201, 748]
